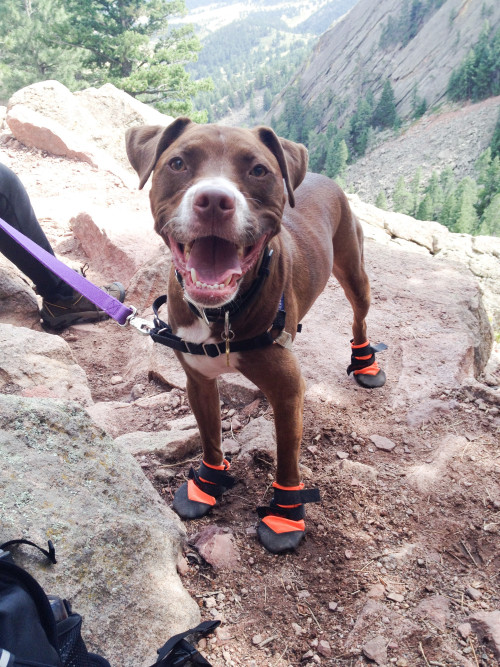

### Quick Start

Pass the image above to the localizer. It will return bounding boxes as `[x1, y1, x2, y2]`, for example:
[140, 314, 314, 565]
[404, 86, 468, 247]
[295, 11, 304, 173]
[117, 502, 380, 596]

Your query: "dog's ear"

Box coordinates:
[125, 117, 193, 189]
[254, 127, 308, 208]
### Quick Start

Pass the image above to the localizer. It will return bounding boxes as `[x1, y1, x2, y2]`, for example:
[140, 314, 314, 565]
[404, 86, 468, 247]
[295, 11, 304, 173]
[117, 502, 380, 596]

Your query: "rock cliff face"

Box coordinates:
[269, 0, 500, 127]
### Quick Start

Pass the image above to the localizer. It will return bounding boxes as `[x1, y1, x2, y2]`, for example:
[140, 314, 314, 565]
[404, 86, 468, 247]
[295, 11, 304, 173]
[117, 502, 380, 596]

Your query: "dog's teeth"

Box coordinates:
[218, 283, 224, 289]
[224, 276, 232, 286]
[191, 268, 197, 283]
[196, 281, 202, 287]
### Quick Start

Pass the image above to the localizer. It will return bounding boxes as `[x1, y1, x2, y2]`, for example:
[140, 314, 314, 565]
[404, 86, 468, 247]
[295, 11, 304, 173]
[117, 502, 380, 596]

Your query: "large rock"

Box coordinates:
[0, 394, 199, 666]
[0, 324, 93, 406]
[0, 254, 40, 327]
[6, 80, 173, 174]
[6, 99, 131, 185]
[349, 194, 500, 332]
[75, 83, 174, 168]
[69, 208, 167, 286]
[468, 610, 500, 659]
[297, 236, 493, 414]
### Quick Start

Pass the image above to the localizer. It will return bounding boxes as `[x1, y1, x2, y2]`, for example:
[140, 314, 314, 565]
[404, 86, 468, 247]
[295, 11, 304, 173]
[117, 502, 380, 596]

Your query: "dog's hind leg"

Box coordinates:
[332, 213, 386, 388]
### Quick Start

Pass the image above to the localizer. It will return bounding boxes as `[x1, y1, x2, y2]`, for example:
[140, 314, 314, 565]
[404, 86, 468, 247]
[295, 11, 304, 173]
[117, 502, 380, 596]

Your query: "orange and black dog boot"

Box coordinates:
[257, 482, 320, 554]
[173, 459, 235, 520]
[347, 340, 387, 388]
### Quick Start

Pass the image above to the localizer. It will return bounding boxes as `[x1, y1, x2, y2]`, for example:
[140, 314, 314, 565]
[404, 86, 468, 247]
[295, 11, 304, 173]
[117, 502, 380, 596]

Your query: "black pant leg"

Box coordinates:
[0, 163, 72, 299]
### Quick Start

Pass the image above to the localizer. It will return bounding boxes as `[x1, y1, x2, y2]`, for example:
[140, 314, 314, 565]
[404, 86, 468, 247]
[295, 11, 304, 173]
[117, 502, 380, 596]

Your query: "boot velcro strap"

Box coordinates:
[189, 464, 235, 498]
[347, 342, 387, 375]
[198, 461, 235, 488]
[256, 504, 306, 521]
[272, 487, 321, 506]
[188, 468, 227, 498]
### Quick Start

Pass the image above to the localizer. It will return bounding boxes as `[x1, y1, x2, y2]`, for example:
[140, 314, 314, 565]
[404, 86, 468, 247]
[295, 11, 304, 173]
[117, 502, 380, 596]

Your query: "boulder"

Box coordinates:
[115, 427, 200, 462]
[6, 80, 173, 174]
[69, 208, 166, 286]
[74, 83, 174, 168]
[349, 195, 500, 333]
[0, 323, 92, 406]
[237, 416, 277, 462]
[468, 610, 500, 659]
[0, 254, 40, 327]
[6, 100, 131, 185]
[0, 394, 199, 666]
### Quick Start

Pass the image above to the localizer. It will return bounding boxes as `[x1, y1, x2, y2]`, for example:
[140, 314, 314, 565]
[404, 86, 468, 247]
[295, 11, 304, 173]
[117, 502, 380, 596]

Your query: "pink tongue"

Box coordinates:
[186, 237, 242, 284]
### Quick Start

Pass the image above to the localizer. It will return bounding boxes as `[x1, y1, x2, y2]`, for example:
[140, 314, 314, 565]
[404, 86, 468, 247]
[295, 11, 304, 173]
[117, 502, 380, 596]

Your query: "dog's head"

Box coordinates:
[126, 118, 308, 309]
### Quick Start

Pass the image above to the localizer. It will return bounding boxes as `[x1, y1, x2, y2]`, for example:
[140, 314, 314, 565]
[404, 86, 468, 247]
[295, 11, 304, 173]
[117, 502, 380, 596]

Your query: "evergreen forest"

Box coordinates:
[271, 15, 500, 237]
[0, 0, 211, 117]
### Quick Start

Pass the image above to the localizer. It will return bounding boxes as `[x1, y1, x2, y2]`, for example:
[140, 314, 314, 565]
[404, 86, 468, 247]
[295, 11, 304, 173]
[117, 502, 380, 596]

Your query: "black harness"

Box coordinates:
[149, 248, 299, 357]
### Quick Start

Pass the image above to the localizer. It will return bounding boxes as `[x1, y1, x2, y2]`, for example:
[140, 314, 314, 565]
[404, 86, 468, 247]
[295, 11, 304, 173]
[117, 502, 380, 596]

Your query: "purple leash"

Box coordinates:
[0, 216, 152, 332]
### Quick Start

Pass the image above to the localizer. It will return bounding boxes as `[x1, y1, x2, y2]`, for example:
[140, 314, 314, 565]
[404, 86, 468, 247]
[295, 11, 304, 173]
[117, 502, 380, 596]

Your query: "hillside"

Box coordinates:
[182, 0, 359, 123]
[346, 95, 500, 206]
[268, 0, 500, 128]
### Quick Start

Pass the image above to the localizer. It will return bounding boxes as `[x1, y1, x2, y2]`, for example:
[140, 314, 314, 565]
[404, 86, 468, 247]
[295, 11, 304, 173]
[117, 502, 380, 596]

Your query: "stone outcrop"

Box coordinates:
[5, 80, 173, 183]
[349, 193, 500, 336]
[0, 323, 93, 406]
[0, 394, 199, 666]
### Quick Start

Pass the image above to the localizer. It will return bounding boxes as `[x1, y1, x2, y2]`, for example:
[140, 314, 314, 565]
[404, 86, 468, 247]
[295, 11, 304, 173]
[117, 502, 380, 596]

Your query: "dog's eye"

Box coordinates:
[250, 164, 268, 177]
[169, 157, 186, 172]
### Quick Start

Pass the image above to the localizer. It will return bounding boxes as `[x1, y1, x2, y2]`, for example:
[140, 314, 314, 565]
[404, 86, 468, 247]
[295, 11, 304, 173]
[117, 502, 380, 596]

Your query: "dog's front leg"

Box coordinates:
[184, 368, 223, 466]
[239, 348, 320, 553]
[172, 364, 235, 520]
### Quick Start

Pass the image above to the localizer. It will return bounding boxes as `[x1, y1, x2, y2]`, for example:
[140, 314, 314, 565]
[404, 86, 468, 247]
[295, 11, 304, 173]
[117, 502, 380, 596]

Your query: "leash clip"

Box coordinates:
[122, 306, 154, 335]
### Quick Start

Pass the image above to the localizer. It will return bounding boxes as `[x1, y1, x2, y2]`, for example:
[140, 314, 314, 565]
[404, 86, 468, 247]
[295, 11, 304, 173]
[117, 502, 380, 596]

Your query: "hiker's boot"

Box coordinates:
[40, 282, 125, 330]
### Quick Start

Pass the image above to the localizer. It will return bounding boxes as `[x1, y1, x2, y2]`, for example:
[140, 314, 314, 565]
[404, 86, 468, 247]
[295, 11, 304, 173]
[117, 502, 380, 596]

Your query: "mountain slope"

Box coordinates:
[347, 95, 500, 205]
[268, 0, 500, 128]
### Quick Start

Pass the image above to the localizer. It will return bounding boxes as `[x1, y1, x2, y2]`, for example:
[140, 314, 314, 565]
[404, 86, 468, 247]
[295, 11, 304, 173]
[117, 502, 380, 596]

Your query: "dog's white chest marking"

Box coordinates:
[177, 320, 240, 379]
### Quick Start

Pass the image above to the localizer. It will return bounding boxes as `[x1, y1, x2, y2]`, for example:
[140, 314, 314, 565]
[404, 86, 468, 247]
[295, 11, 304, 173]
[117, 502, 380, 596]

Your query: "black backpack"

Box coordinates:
[0, 540, 218, 667]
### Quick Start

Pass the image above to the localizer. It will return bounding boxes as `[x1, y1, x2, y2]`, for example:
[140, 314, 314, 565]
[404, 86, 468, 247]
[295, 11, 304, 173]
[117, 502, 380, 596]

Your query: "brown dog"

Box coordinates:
[126, 118, 385, 553]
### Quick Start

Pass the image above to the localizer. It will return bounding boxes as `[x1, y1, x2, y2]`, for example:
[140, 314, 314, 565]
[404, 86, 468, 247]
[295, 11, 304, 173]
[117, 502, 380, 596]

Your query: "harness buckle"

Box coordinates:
[274, 330, 293, 349]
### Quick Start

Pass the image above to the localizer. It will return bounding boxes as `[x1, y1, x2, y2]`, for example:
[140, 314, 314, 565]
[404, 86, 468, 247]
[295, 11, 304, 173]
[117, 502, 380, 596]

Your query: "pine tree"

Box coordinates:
[375, 190, 388, 210]
[392, 176, 413, 214]
[409, 167, 423, 216]
[59, 0, 211, 115]
[372, 80, 398, 129]
[479, 193, 500, 236]
[453, 178, 479, 234]
[349, 97, 373, 157]
[491, 110, 500, 159]
[416, 193, 434, 220]
[0, 0, 84, 98]
[425, 171, 445, 220]
[476, 148, 500, 218]
[325, 137, 348, 179]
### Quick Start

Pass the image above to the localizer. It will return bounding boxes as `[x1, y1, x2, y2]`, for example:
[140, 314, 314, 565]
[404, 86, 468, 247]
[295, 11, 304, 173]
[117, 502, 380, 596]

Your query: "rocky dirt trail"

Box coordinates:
[1, 137, 499, 667]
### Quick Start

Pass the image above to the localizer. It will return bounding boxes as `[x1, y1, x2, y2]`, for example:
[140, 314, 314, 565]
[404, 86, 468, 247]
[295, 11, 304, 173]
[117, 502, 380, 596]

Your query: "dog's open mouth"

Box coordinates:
[168, 234, 268, 307]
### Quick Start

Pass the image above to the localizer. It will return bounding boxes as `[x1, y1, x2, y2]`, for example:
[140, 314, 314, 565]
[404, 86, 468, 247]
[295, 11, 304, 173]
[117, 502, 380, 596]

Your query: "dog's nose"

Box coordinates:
[193, 187, 236, 221]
